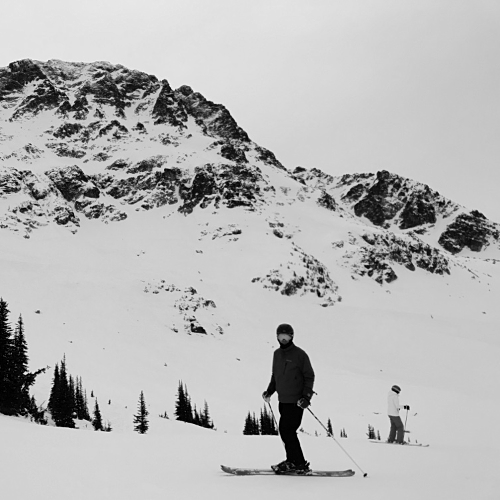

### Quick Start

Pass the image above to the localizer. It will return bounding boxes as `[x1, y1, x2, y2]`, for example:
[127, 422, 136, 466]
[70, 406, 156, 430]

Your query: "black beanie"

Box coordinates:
[277, 323, 294, 336]
[391, 385, 401, 394]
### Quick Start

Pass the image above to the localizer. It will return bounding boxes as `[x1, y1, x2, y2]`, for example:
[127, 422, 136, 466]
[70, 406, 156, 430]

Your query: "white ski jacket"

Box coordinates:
[387, 390, 403, 417]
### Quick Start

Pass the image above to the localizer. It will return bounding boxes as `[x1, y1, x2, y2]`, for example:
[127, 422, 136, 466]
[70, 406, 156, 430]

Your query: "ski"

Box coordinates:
[221, 465, 355, 476]
[369, 440, 429, 447]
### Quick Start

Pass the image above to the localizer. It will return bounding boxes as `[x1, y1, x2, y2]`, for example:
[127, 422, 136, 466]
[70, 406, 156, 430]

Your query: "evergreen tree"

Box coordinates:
[253, 412, 260, 435]
[327, 418, 334, 437]
[48, 357, 75, 428]
[133, 391, 149, 434]
[259, 407, 268, 435]
[200, 400, 214, 429]
[58, 356, 75, 428]
[174, 381, 193, 423]
[11, 315, 30, 414]
[47, 363, 61, 420]
[92, 399, 103, 431]
[0, 298, 14, 415]
[367, 424, 376, 440]
[259, 405, 275, 435]
[243, 412, 260, 435]
[192, 404, 201, 426]
[74, 377, 90, 421]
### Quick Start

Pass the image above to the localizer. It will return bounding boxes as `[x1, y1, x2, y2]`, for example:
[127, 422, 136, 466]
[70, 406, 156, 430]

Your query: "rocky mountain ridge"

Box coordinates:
[1, 59, 499, 296]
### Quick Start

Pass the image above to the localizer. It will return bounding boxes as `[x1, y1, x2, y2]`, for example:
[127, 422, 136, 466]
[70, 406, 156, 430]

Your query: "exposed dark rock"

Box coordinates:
[252, 244, 339, 306]
[353, 171, 404, 226]
[11, 79, 68, 119]
[98, 120, 129, 137]
[106, 159, 130, 171]
[69, 96, 89, 120]
[255, 146, 285, 170]
[190, 322, 207, 334]
[178, 167, 218, 215]
[438, 211, 500, 254]
[127, 156, 167, 174]
[45, 165, 100, 201]
[77, 74, 127, 114]
[0, 168, 23, 194]
[178, 163, 264, 214]
[104, 167, 184, 209]
[152, 81, 188, 127]
[114, 68, 158, 96]
[317, 191, 338, 211]
[399, 195, 437, 229]
[75, 202, 128, 221]
[132, 122, 147, 134]
[220, 143, 247, 163]
[176, 85, 194, 97]
[21, 171, 52, 200]
[0, 60, 46, 98]
[179, 91, 250, 142]
[346, 232, 450, 284]
[52, 205, 79, 226]
[53, 122, 83, 139]
[342, 183, 366, 204]
[45, 142, 86, 158]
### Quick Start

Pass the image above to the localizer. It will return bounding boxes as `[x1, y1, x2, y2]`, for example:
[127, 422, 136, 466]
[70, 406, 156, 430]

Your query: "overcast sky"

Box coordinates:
[2, 0, 499, 221]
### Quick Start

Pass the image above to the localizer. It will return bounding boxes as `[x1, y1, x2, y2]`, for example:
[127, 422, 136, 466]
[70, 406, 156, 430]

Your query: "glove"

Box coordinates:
[403, 405, 410, 410]
[297, 397, 310, 409]
[262, 391, 271, 403]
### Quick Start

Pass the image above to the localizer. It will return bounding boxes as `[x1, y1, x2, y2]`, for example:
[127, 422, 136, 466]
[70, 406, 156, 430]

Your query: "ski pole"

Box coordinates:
[266, 401, 285, 449]
[404, 408, 409, 430]
[307, 407, 368, 477]
[267, 400, 279, 433]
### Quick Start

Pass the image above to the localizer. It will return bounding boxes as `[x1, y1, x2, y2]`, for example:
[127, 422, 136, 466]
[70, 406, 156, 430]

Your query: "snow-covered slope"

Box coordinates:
[1, 59, 499, 499]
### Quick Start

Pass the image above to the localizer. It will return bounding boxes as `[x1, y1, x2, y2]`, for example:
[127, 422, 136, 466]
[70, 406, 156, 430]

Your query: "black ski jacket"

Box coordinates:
[266, 343, 315, 404]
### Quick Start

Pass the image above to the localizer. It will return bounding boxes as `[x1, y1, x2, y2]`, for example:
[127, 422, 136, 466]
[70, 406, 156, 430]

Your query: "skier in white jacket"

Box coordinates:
[387, 385, 409, 444]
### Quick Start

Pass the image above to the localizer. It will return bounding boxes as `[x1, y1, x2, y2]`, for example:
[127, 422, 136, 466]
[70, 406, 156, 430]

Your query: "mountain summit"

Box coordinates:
[0, 58, 499, 290]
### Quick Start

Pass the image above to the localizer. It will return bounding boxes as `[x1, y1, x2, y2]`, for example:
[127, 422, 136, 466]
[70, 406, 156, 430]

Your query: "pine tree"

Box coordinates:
[200, 400, 214, 429]
[243, 412, 260, 435]
[92, 399, 103, 431]
[174, 381, 193, 423]
[11, 315, 30, 414]
[74, 377, 90, 421]
[133, 391, 149, 434]
[327, 418, 334, 437]
[192, 404, 201, 426]
[367, 424, 376, 440]
[48, 357, 75, 428]
[58, 356, 75, 428]
[48, 363, 61, 420]
[0, 298, 14, 415]
[260, 405, 276, 435]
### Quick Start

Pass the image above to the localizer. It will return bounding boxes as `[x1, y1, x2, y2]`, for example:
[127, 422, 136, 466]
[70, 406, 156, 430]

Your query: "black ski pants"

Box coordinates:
[388, 415, 405, 444]
[278, 402, 306, 466]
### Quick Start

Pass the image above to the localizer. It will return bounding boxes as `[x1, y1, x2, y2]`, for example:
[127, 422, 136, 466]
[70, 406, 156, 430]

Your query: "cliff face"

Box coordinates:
[292, 167, 500, 257]
[1, 58, 499, 273]
[0, 59, 278, 233]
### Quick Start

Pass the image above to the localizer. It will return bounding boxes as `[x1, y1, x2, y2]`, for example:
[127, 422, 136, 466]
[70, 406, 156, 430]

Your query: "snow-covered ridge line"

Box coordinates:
[0, 58, 499, 260]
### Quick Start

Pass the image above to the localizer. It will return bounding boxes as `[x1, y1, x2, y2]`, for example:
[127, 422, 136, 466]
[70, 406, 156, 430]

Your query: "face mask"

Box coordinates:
[277, 333, 292, 345]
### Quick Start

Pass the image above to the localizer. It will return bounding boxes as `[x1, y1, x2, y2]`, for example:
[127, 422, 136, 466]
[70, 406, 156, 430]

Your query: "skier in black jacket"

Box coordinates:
[262, 323, 315, 474]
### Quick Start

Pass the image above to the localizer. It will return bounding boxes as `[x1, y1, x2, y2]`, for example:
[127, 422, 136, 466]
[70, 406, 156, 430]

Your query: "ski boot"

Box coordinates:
[293, 461, 312, 475]
[271, 460, 296, 474]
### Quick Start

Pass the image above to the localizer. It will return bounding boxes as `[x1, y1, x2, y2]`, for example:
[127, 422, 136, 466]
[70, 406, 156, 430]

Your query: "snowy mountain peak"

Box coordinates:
[0, 58, 499, 264]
